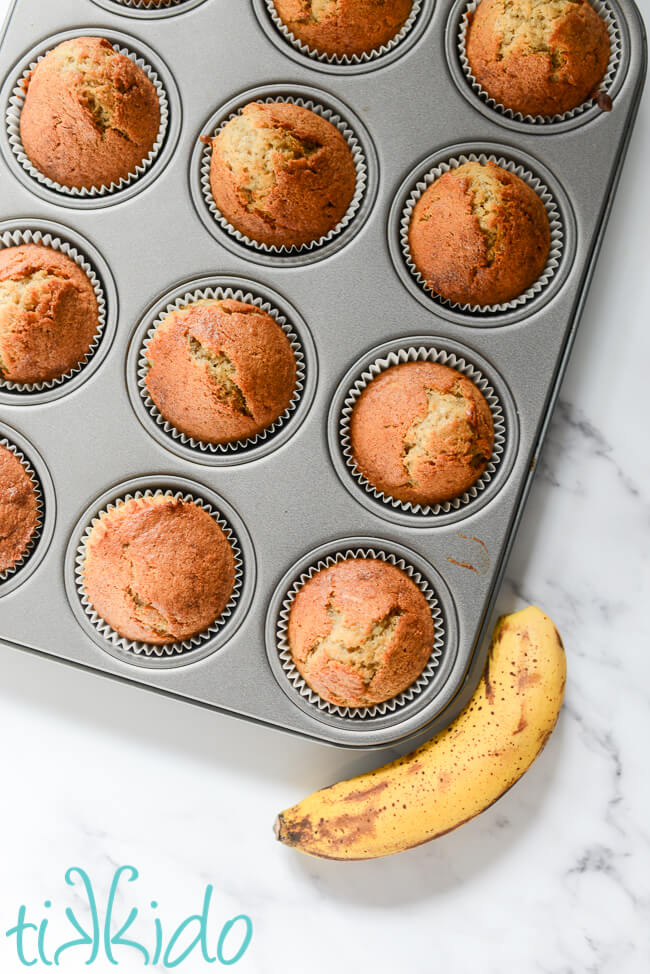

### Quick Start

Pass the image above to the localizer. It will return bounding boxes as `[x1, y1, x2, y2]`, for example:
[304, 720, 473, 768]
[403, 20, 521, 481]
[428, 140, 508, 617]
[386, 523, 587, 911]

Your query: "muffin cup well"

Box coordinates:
[137, 287, 305, 456]
[275, 547, 445, 721]
[258, 0, 426, 68]
[74, 488, 245, 661]
[0, 436, 44, 584]
[339, 344, 507, 518]
[455, 0, 622, 128]
[196, 86, 375, 264]
[5, 35, 169, 198]
[127, 276, 317, 465]
[399, 151, 564, 316]
[0, 227, 107, 396]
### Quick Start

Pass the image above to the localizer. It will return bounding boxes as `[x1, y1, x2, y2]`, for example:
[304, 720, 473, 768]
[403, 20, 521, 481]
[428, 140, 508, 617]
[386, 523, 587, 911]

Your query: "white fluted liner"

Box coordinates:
[110, 0, 187, 7]
[6, 40, 169, 196]
[276, 547, 445, 720]
[339, 345, 506, 516]
[0, 437, 44, 582]
[0, 228, 107, 393]
[400, 152, 564, 314]
[263, 0, 423, 65]
[200, 95, 367, 255]
[137, 286, 306, 454]
[457, 0, 621, 125]
[75, 489, 244, 657]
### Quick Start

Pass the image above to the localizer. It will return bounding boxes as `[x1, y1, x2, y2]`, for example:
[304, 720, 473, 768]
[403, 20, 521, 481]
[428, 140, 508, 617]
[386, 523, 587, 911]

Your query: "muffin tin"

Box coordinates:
[0, 0, 645, 748]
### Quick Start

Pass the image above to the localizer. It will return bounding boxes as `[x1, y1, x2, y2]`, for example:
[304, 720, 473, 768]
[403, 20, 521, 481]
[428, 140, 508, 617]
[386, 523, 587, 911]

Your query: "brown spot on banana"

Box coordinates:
[518, 669, 542, 691]
[484, 652, 495, 705]
[343, 781, 389, 802]
[513, 713, 528, 735]
[315, 808, 382, 846]
[274, 814, 314, 847]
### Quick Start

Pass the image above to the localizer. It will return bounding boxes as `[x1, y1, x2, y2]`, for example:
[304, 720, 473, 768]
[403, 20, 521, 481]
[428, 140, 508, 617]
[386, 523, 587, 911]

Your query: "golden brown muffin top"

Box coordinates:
[209, 101, 357, 249]
[350, 361, 495, 506]
[0, 244, 100, 385]
[82, 495, 237, 645]
[19, 36, 161, 190]
[408, 160, 551, 306]
[145, 298, 298, 444]
[272, 0, 413, 57]
[288, 557, 434, 708]
[466, 0, 610, 117]
[0, 442, 39, 574]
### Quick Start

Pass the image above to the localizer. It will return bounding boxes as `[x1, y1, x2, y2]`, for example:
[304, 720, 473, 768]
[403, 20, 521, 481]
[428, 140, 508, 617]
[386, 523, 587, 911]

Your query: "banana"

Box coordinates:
[275, 605, 566, 860]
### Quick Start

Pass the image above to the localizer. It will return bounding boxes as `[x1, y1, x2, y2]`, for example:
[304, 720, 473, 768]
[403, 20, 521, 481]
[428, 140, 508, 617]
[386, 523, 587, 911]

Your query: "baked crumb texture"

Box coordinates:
[408, 160, 551, 306]
[82, 495, 237, 645]
[19, 37, 161, 190]
[288, 557, 434, 708]
[0, 443, 39, 574]
[145, 298, 298, 444]
[0, 244, 99, 385]
[209, 101, 357, 249]
[350, 361, 495, 507]
[466, 0, 610, 117]
[272, 0, 413, 57]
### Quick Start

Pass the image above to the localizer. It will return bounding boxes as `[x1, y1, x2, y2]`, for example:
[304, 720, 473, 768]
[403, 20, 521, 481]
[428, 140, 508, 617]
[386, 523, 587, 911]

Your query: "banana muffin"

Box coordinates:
[82, 494, 237, 645]
[408, 160, 551, 306]
[0, 442, 39, 574]
[466, 0, 610, 117]
[350, 361, 494, 507]
[0, 244, 100, 385]
[20, 36, 160, 190]
[288, 557, 434, 708]
[272, 0, 413, 58]
[208, 101, 357, 249]
[145, 298, 297, 444]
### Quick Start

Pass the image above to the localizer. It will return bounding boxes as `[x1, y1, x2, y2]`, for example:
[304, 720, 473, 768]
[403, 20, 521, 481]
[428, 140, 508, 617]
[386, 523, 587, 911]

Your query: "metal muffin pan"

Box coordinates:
[0, 0, 645, 748]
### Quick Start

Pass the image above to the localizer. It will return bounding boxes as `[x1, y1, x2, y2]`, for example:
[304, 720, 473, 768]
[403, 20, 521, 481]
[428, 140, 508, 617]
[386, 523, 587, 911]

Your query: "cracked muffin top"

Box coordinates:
[82, 494, 237, 645]
[408, 160, 551, 307]
[350, 361, 494, 507]
[208, 101, 357, 249]
[466, 0, 610, 117]
[0, 244, 100, 385]
[288, 557, 435, 708]
[144, 298, 298, 445]
[19, 36, 160, 190]
[272, 0, 413, 58]
[0, 443, 39, 575]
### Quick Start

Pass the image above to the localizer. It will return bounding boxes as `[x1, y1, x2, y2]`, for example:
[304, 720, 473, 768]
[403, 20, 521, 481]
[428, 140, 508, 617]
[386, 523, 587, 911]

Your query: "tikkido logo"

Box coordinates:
[5, 866, 253, 968]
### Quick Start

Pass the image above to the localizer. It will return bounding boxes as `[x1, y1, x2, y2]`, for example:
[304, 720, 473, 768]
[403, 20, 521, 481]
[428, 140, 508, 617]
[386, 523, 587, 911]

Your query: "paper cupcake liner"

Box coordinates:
[0, 436, 44, 583]
[109, 1, 187, 7]
[276, 547, 445, 720]
[91, 0, 207, 13]
[262, 0, 424, 66]
[457, 0, 621, 125]
[400, 152, 564, 314]
[6, 40, 169, 197]
[74, 489, 244, 658]
[200, 95, 368, 256]
[0, 228, 107, 394]
[339, 345, 506, 517]
[137, 286, 306, 454]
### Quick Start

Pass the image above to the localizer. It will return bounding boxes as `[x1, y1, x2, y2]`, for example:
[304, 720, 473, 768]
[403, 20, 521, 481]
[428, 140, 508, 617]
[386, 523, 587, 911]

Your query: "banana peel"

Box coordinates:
[275, 605, 566, 860]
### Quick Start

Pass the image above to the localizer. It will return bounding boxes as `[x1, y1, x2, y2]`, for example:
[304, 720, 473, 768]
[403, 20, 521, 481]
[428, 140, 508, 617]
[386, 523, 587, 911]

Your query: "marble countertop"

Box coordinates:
[1, 1, 648, 970]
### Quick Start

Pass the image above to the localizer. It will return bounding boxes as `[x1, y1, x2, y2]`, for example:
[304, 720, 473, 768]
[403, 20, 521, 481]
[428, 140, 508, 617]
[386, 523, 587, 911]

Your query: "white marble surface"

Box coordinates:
[1, 1, 649, 971]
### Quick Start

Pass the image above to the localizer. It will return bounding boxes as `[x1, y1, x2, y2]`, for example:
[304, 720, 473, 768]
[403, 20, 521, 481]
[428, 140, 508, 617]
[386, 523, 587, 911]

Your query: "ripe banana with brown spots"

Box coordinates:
[275, 605, 566, 860]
